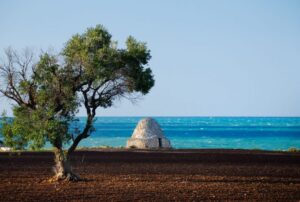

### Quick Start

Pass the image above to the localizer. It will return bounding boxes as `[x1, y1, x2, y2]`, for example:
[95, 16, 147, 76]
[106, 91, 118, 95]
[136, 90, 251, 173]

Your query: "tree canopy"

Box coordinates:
[0, 25, 154, 180]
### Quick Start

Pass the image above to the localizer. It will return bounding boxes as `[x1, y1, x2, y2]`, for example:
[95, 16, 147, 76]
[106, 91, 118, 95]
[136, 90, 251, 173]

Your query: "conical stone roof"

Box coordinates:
[131, 118, 164, 139]
[126, 118, 171, 149]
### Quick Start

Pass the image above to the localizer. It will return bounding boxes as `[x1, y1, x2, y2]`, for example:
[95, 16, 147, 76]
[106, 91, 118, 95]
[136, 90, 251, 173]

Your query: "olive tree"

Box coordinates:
[0, 25, 154, 181]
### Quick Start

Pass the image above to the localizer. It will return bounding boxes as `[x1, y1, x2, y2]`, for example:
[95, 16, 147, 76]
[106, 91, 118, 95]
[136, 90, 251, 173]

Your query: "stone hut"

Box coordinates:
[126, 118, 171, 149]
[0, 140, 12, 151]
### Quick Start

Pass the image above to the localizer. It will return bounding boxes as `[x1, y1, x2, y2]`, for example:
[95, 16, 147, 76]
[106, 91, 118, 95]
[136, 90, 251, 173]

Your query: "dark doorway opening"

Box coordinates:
[158, 138, 162, 148]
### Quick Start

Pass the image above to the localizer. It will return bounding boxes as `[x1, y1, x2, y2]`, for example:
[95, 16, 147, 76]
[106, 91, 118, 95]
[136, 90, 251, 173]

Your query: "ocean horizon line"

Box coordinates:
[2, 115, 300, 118]
[73, 116, 300, 118]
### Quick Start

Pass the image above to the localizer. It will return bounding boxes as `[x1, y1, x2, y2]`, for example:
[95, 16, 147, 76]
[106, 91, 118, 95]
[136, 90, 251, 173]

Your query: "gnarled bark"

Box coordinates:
[53, 149, 80, 181]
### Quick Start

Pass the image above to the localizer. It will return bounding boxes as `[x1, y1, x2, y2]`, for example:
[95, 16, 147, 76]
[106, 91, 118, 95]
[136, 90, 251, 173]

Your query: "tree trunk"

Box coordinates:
[53, 149, 80, 181]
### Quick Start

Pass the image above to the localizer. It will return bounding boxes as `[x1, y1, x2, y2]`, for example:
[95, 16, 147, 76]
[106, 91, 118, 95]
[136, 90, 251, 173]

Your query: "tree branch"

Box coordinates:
[68, 114, 94, 154]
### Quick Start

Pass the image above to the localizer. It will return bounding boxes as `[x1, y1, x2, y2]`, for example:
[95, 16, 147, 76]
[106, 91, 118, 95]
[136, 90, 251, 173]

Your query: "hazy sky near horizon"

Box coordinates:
[0, 0, 300, 116]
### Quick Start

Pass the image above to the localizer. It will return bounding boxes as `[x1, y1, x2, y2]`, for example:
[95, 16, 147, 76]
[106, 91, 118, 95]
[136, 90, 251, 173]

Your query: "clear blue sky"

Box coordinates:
[0, 0, 300, 116]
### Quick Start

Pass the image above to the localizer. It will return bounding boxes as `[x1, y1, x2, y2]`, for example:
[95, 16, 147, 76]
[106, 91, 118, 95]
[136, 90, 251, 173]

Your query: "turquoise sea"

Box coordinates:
[72, 117, 300, 151]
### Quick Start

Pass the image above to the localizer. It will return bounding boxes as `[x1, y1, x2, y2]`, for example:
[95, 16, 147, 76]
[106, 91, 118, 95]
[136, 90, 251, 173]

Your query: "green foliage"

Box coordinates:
[0, 53, 77, 150]
[0, 24, 154, 152]
[287, 147, 300, 152]
[63, 25, 155, 98]
[1, 112, 27, 150]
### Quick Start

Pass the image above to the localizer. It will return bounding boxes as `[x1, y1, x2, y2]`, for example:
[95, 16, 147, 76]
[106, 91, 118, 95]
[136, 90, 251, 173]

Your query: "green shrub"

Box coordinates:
[287, 147, 300, 152]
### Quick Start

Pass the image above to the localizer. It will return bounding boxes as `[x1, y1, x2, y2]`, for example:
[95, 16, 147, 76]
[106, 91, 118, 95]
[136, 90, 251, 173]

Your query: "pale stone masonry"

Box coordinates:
[0, 140, 12, 151]
[126, 118, 171, 149]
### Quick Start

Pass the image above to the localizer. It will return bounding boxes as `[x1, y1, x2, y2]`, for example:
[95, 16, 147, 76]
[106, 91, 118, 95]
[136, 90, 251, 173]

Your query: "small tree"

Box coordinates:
[0, 25, 154, 181]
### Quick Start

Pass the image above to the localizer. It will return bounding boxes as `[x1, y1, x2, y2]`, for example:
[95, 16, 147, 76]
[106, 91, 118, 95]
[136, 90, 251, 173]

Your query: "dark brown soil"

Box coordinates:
[0, 149, 300, 201]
